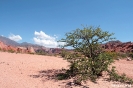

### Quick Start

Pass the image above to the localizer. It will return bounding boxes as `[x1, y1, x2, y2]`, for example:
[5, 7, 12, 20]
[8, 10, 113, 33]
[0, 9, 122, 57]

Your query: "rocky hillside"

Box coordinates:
[0, 35, 133, 55]
[0, 36, 46, 49]
[0, 36, 48, 52]
[102, 40, 133, 53]
[0, 41, 35, 54]
[0, 36, 66, 55]
[0, 36, 20, 46]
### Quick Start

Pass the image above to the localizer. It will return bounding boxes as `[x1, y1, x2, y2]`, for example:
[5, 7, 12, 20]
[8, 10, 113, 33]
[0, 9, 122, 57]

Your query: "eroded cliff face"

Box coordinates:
[0, 41, 35, 54]
[102, 41, 133, 53]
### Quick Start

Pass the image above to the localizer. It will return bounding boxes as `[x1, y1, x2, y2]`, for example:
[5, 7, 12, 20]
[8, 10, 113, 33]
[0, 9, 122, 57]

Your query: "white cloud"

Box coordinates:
[9, 34, 22, 42]
[33, 31, 64, 48]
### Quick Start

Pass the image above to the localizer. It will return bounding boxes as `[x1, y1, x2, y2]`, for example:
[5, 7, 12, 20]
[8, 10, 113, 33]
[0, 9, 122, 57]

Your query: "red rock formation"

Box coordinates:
[27, 47, 35, 53]
[0, 41, 7, 50]
[0, 41, 35, 54]
[102, 41, 133, 53]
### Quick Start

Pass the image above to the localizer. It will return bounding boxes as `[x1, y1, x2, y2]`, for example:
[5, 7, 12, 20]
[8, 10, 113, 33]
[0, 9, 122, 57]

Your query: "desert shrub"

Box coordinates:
[106, 52, 130, 60]
[128, 52, 133, 59]
[36, 50, 47, 55]
[59, 26, 116, 84]
[108, 66, 133, 84]
[8, 49, 15, 53]
[118, 53, 129, 59]
[104, 51, 119, 60]
[60, 49, 70, 58]
[29, 52, 35, 55]
[60, 49, 66, 58]
[58, 26, 133, 85]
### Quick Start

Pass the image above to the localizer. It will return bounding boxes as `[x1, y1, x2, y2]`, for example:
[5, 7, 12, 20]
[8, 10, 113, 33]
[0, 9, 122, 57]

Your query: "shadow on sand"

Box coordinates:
[29, 69, 89, 88]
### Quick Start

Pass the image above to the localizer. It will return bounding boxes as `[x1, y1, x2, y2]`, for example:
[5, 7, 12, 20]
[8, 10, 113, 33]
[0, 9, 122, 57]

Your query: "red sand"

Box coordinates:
[0, 51, 133, 88]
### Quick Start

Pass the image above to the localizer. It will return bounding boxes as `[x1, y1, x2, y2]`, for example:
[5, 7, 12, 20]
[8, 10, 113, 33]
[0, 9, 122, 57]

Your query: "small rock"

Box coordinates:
[127, 57, 132, 61]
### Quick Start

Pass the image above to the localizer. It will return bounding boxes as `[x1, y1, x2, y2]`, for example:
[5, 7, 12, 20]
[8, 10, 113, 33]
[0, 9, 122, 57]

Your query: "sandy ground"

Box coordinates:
[0, 51, 133, 88]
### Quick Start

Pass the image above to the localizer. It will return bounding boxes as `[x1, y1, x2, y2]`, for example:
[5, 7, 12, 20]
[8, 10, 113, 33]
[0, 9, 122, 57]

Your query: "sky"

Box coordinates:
[0, 0, 133, 48]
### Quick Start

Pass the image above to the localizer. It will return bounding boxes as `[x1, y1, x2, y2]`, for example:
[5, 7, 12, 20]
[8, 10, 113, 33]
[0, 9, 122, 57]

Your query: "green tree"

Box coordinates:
[59, 26, 115, 84]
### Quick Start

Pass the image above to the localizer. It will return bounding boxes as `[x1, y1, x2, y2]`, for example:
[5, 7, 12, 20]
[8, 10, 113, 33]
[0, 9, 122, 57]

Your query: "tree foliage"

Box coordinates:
[59, 26, 115, 83]
[59, 26, 133, 85]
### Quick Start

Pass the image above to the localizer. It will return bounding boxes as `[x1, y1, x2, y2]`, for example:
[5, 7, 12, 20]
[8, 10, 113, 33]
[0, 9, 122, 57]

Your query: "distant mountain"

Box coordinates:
[1, 35, 133, 55]
[20, 42, 47, 51]
[0, 36, 65, 54]
[0, 36, 20, 46]
[0, 36, 46, 50]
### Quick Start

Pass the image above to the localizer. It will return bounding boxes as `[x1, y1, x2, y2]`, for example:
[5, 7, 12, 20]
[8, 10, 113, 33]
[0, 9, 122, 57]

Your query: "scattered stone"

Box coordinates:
[127, 57, 132, 61]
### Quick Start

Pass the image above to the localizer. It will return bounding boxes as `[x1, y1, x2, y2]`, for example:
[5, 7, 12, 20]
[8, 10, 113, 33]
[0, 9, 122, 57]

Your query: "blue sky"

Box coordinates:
[0, 0, 133, 48]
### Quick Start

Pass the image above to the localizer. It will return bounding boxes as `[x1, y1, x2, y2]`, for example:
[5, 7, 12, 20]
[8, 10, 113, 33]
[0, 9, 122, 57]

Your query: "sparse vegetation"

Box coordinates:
[105, 52, 130, 60]
[128, 52, 133, 60]
[58, 26, 133, 85]
[60, 49, 70, 58]
[8, 49, 15, 53]
[28, 52, 35, 55]
[36, 50, 47, 55]
[108, 66, 133, 84]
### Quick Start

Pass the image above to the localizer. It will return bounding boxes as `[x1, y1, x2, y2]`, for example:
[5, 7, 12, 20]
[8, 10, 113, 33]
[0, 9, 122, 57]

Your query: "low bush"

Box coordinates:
[128, 52, 133, 59]
[108, 66, 133, 84]
[8, 49, 15, 53]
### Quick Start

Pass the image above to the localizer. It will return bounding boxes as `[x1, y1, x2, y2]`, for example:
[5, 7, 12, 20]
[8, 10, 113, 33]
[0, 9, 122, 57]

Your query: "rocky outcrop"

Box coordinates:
[27, 47, 35, 53]
[0, 41, 35, 54]
[102, 41, 133, 53]
[0, 41, 7, 51]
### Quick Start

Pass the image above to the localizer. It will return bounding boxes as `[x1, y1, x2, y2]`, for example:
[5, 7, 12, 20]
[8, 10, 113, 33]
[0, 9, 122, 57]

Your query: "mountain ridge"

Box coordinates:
[0, 35, 133, 55]
[0, 36, 20, 46]
[0, 36, 46, 49]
